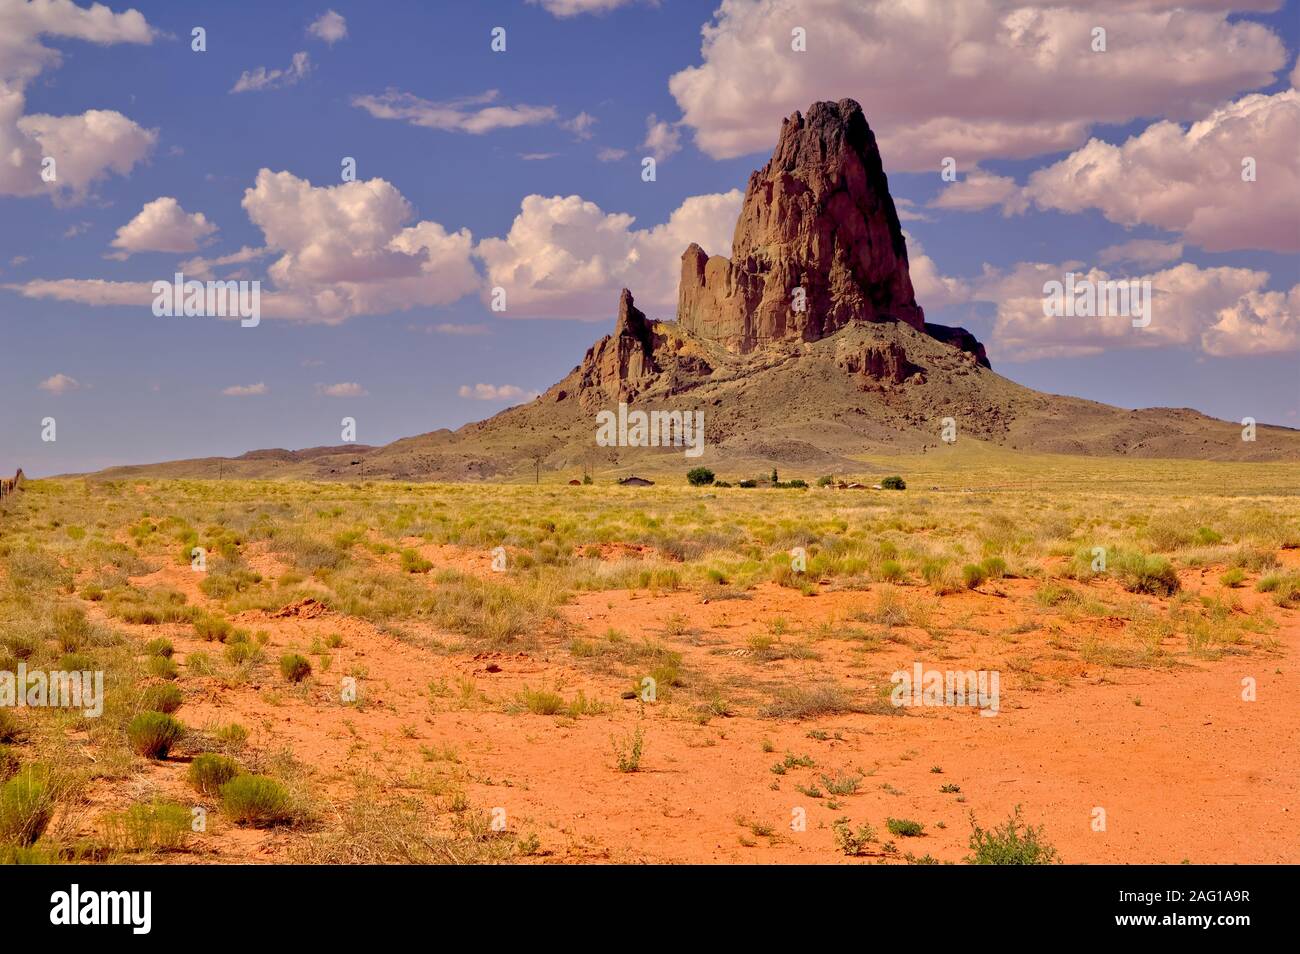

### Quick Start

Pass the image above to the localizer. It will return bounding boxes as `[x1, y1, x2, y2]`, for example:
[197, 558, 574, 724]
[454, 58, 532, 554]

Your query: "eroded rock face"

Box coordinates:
[839, 341, 920, 386]
[923, 322, 991, 369]
[677, 98, 925, 353]
[575, 288, 659, 403]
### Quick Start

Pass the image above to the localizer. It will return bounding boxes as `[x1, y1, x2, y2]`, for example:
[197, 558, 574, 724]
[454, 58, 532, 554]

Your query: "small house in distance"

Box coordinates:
[618, 475, 655, 487]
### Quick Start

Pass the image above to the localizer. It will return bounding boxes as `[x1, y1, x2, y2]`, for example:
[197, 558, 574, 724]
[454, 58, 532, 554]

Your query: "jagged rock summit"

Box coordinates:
[678, 98, 926, 353]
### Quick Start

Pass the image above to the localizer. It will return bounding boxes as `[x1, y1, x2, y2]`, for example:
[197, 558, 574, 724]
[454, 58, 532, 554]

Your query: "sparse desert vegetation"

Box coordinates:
[1, 449, 1297, 863]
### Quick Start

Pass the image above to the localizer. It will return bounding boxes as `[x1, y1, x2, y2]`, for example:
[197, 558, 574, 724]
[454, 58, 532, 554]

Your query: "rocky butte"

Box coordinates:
[572, 97, 988, 407]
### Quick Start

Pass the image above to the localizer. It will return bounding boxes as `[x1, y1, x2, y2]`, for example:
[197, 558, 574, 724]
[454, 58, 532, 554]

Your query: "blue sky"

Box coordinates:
[1, 0, 1297, 475]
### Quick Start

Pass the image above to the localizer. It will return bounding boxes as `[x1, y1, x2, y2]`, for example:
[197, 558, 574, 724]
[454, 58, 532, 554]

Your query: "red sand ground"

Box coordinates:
[76, 544, 1300, 864]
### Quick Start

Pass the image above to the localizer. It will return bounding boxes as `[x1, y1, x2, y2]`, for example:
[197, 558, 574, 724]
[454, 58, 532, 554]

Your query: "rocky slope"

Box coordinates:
[90, 100, 1300, 482]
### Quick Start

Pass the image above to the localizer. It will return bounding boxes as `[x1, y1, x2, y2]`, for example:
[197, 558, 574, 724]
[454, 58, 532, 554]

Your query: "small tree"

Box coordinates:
[771, 468, 779, 486]
[686, 467, 716, 487]
[881, 475, 906, 490]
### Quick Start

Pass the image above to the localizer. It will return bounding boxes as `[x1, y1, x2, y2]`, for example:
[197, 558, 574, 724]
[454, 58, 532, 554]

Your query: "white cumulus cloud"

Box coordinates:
[108, 197, 218, 259]
[667, 0, 1286, 170]
[0, 0, 157, 199]
[1022, 89, 1300, 253]
[972, 260, 1300, 360]
[641, 114, 681, 161]
[931, 89, 1299, 254]
[38, 372, 82, 394]
[307, 10, 347, 45]
[240, 168, 480, 322]
[474, 190, 743, 319]
[458, 383, 536, 402]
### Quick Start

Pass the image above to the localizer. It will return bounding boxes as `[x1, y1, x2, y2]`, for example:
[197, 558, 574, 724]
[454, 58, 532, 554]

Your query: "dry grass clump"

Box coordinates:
[102, 800, 192, 854]
[514, 686, 606, 717]
[290, 791, 539, 864]
[759, 681, 887, 720]
[0, 765, 55, 846]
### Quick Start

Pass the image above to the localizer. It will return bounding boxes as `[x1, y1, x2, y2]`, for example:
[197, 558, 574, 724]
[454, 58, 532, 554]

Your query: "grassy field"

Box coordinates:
[1, 452, 1298, 863]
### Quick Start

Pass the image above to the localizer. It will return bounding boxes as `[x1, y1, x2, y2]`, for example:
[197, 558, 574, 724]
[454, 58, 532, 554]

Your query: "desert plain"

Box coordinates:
[1, 444, 1296, 864]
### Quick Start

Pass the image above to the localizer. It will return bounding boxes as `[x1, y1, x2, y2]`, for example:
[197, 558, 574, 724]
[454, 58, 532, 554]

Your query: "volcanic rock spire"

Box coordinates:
[676, 98, 925, 353]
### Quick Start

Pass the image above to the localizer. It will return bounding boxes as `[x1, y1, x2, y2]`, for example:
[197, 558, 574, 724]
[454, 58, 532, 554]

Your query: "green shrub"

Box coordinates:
[103, 800, 191, 853]
[962, 563, 987, 589]
[143, 637, 174, 658]
[52, 606, 91, 651]
[400, 548, 433, 573]
[686, 467, 715, 486]
[519, 687, 565, 715]
[127, 712, 183, 759]
[225, 641, 260, 665]
[214, 723, 248, 746]
[139, 683, 183, 714]
[188, 753, 241, 795]
[199, 568, 263, 599]
[832, 817, 876, 856]
[1219, 568, 1246, 588]
[887, 816, 925, 837]
[816, 475, 834, 487]
[981, 556, 1008, 579]
[612, 726, 644, 773]
[1, 632, 38, 660]
[58, 652, 94, 671]
[193, 615, 232, 642]
[876, 559, 906, 583]
[279, 654, 311, 683]
[185, 652, 216, 676]
[880, 475, 906, 490]
[819, 772, 862, 795]
[1114, 552, 1180, 596]
[1035, 582, 1083, 607]
[220, 775, 294, 826]
[0, 765, 53, 846]
[1258, 572, 1300, 606]
[966, 806, 1058, 864]
[147, 655, 179, 680]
